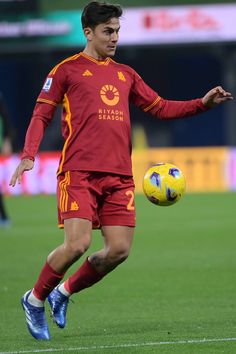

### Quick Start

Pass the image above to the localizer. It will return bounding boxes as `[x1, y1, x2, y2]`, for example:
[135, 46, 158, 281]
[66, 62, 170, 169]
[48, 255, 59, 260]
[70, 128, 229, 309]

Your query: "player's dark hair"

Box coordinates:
[81, 1, 122, 29]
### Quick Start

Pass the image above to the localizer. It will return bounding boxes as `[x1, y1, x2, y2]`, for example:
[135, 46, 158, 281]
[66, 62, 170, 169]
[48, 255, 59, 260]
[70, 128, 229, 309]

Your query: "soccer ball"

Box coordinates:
[142, 163, 186, 206]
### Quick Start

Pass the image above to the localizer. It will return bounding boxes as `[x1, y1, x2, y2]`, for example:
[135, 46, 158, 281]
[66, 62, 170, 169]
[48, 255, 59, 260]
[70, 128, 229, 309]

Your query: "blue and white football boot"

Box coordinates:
[21, 290, 50, 340]
[48, 287, 69, 328]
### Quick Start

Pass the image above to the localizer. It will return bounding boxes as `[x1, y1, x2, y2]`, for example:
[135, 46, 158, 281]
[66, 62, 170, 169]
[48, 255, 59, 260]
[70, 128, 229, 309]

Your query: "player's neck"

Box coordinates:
[83, 47, 109, 62]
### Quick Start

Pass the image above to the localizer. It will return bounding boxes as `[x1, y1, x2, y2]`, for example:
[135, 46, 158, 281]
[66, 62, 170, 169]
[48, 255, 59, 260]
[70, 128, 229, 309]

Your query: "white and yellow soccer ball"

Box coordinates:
[142, 163, 186, 206]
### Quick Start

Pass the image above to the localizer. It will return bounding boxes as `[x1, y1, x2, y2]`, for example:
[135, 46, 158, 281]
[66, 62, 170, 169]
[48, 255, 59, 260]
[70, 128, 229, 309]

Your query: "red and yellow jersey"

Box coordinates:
[22, 52, 207, 176]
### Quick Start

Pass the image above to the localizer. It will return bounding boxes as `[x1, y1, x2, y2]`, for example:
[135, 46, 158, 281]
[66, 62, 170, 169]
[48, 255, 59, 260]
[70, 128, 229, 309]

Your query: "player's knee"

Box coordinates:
[108, 247, 130, 265]
[65, 242, 90, 261]
[64, 233, 91, 259]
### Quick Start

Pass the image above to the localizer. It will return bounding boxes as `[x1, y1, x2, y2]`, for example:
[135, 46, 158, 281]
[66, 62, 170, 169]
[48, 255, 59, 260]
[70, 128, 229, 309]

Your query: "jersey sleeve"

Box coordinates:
[129, 70, 160, 112]
[36, 64, 67, 106]
[21, 102, 56, 160]
[21, 64, 67, 160]
[150, 97, 209, 119]
[130, 69, 209, 119]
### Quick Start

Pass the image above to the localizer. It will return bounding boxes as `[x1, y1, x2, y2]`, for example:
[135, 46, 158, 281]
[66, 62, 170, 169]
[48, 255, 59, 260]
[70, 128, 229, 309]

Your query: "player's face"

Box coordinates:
[85, 18, 120, 59]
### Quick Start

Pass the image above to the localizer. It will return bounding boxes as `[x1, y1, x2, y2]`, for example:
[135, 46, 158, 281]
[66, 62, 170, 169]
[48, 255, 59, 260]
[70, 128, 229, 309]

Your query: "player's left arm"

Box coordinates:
[154, 86, 233, 119]
[130, 70, 233, 119]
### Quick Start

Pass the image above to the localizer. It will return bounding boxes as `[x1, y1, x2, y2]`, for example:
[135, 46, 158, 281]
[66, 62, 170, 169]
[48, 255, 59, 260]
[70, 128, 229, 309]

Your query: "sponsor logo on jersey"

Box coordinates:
[98, 108, 124, 121]
[42, 77, 53, 92]
[100, 85, 119, 106]
[82, 70, 93, 76]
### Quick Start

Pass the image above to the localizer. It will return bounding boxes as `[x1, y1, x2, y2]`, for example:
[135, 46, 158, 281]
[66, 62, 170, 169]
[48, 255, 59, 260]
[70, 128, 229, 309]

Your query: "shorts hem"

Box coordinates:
[101, 223, 136, 227]
[61, 212, 92, 221]
[100, 216, 136, 227]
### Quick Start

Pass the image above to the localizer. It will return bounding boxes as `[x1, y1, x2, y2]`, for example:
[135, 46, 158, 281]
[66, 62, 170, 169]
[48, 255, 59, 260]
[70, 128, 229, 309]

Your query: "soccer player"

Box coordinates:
[0, 92, 13, 227]
[10, 1, 233, 341]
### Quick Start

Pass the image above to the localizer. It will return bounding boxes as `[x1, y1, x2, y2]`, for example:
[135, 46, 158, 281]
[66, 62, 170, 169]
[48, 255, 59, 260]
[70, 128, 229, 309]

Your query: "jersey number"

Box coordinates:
[125, 190, 135, 211]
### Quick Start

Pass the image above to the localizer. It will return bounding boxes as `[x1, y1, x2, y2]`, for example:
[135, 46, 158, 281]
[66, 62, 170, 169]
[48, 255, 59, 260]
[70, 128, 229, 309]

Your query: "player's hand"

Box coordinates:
[9, 158, 34, 187]
[202, 86, 233, 108]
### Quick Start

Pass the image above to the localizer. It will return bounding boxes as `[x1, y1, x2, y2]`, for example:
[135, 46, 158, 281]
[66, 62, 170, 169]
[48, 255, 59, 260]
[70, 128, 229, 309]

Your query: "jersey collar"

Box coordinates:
[81, 52, 111, 66]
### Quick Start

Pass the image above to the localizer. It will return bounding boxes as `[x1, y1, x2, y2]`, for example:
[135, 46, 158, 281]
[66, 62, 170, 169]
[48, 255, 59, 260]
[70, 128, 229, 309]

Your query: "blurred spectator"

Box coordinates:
[0, 92, 14, 227]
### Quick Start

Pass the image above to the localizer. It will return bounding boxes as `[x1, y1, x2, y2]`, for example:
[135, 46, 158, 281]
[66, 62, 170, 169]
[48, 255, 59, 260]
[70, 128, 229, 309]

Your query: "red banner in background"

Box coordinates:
[120, 4, 236, 45]
[0, 148, 235, 195]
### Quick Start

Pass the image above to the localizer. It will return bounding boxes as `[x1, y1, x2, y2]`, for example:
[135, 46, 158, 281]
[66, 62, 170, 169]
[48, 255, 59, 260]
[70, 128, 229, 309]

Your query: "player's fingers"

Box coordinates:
[224, 91, 233, 97]
[215, 86, 233, 97]
[9, 165, 25, 186]
[208, 87, 221, 98]
[214, 87, 225, 96]
[9, 170, 19, 187]
[18, 174, 23, 185]
[223, 95, 234, 101]
[9, 159, 34, 187]
[215, 86, 223, 91]
[218, 92, 233, 100]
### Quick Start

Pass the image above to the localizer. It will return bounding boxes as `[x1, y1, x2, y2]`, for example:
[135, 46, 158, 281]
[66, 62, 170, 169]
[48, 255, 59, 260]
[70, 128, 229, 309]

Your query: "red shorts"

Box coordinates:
[57, 171, 136, 229]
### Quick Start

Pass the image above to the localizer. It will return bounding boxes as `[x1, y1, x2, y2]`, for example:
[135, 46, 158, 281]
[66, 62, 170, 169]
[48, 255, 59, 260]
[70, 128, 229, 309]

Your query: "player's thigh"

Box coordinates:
[64, 218, 92, 252]
[101, 225, 134, 255]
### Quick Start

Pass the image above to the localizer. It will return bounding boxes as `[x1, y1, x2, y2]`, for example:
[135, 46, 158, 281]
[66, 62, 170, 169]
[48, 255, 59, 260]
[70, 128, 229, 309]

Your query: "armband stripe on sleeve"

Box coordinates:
[36, 98, 57, 107]
[143, 96, 161, 112]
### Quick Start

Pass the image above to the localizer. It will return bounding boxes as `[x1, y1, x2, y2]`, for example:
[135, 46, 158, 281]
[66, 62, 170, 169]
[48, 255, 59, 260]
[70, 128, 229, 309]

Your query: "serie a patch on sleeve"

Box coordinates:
[42, 77, 53, 92]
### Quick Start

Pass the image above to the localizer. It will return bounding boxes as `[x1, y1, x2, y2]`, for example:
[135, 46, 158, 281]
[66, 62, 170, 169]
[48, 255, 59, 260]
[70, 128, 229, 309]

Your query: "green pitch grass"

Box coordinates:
[0, 193, 236, 354]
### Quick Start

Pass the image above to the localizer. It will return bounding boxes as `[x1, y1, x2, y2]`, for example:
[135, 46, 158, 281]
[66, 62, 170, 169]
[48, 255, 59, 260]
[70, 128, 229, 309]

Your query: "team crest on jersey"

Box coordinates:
[118, 71, 126, 82]
[70, 201, 79, 211]
[42, 77, 53, 92]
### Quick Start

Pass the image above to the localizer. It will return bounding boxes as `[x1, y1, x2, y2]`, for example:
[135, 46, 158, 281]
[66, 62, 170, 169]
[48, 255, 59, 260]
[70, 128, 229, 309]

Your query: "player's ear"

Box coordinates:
[83, 27, 93, 41]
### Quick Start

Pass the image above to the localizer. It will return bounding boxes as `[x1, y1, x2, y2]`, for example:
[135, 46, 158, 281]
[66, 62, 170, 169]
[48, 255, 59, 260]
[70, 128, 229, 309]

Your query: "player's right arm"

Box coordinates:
[9, 102, 56, 187]
[10, 63, 66, 187]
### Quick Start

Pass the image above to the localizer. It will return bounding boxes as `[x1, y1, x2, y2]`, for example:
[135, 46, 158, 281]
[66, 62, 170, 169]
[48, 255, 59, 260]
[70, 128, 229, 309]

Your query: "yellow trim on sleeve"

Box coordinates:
[36, 98, 57, 107]
[143, 96, 161, 112]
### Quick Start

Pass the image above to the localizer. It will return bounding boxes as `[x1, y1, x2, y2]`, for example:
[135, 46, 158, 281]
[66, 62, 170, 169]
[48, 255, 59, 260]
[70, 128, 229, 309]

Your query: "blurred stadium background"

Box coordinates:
[0, 0, 236, 194]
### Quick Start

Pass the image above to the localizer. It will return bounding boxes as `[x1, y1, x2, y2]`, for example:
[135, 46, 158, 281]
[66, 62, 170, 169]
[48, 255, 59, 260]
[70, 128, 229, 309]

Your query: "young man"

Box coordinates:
[0, 92, 13, 227]
[10, 1, 233, 341]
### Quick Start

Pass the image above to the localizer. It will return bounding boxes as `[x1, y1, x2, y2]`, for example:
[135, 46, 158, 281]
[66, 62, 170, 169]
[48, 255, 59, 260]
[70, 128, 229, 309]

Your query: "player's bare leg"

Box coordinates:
[48, 225, 134, 328]
[89, 225, 134, 273]
[47, 218, 92, 273]
[22, 218, 92, 338]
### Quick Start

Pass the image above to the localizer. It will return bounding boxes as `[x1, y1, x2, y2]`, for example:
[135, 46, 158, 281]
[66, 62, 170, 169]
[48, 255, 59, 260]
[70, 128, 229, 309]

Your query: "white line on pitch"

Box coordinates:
[1, 337, 236, 354]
